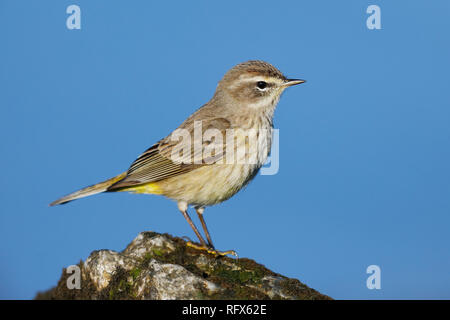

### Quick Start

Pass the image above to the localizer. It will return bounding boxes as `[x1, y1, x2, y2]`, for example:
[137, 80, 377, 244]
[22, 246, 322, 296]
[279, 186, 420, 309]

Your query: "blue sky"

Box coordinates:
[1, 0, 449, 299]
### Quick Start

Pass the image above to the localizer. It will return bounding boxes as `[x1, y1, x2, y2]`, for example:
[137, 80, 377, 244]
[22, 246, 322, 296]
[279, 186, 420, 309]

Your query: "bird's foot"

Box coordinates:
[185, 241, 238, 258]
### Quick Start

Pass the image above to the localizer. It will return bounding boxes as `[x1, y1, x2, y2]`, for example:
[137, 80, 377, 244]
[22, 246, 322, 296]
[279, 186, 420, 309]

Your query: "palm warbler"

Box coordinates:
[51, 60, 305, 255]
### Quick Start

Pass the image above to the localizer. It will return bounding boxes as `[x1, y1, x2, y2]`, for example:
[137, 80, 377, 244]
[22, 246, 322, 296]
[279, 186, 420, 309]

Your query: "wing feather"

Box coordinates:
[108, 117, 231, 190]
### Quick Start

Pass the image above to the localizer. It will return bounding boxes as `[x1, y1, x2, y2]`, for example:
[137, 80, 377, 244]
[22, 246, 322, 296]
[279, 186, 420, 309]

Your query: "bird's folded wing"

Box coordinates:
[107, 117, 231, 190]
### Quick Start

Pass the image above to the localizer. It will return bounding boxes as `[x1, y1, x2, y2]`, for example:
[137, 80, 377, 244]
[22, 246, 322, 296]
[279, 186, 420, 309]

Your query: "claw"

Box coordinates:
[186, 241, 238, 258]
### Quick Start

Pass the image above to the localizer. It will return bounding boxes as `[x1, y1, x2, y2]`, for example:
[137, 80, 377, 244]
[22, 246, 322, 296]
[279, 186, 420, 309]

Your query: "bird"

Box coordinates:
[50, 60, 305, 256]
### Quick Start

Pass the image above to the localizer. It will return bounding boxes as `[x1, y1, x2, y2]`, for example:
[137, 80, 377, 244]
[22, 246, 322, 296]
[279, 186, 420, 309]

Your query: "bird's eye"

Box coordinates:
[256, 81, 267, 90]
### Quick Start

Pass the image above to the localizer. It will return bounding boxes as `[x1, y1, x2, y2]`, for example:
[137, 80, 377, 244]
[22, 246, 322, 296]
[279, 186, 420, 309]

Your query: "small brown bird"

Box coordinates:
[50, 60, 305, 256]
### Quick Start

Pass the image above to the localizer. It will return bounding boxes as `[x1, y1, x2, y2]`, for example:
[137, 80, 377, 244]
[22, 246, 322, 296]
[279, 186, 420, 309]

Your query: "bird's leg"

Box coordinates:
[178, 201, 207, 247]
[177, 202, 237, 257]
[187, 206, 238, 258]
[195, 207, 215, 249]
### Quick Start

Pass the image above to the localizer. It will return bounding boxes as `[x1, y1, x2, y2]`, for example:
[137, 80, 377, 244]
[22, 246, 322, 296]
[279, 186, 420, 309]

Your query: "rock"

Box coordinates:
[35, 232, 331, 300]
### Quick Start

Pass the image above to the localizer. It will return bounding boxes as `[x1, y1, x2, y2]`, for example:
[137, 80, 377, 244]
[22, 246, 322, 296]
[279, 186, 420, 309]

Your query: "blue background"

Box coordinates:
[1, 0, 449, 299]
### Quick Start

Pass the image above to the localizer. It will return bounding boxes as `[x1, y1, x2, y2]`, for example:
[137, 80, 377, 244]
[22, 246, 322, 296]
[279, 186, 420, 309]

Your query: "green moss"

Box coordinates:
[108, 289, 115, 300]
[129, 268, 141, 280]
[152, 248, 163, 257]
[143, 252, 153, 261]
[278, 278, 331, 300]
[103, 268, 137, 300]
[214, 268, 259, 284]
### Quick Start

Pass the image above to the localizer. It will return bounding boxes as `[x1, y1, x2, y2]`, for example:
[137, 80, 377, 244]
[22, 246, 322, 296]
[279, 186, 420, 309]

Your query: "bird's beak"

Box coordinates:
[284, 79, 306, 87]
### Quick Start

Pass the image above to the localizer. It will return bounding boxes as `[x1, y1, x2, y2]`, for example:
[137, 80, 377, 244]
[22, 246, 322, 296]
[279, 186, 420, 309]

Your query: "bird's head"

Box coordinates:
[215, 60, 305, 112]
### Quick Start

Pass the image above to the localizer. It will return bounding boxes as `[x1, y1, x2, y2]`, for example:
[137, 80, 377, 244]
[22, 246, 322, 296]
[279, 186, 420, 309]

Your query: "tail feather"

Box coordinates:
[49, 172, 127, 206]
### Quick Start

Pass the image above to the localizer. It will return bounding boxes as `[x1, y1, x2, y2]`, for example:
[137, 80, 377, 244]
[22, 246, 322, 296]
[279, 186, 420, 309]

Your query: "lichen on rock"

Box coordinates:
[35, 232, 331, 300]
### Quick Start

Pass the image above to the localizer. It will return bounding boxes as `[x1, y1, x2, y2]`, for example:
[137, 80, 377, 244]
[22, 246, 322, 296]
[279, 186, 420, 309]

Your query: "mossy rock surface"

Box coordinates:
[35, 232, 331, 300]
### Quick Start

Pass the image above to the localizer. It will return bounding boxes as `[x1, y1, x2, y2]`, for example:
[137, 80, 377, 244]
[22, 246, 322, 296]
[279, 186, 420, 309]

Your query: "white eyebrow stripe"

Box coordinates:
[237, 74, 285, 86]
[237, 75, 270, 82]
[227, 75, 284, 91]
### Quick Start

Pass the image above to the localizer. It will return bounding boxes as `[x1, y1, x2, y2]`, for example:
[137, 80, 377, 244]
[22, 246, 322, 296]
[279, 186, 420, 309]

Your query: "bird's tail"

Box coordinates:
[49, 172, 127, 206]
